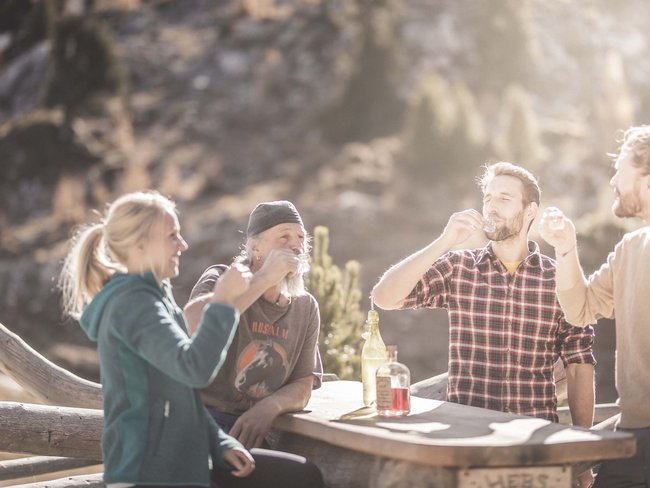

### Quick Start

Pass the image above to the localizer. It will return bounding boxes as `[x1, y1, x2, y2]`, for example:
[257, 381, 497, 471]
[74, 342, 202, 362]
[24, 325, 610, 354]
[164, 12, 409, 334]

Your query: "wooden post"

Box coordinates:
[0, 456, 100, 481]
[0, 322, 102, 409]
[0, 402, 103, 460]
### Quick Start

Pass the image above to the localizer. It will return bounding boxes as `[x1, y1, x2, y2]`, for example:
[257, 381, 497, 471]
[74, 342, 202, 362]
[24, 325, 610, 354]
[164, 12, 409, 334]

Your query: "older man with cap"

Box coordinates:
[184, 200, 323, 451]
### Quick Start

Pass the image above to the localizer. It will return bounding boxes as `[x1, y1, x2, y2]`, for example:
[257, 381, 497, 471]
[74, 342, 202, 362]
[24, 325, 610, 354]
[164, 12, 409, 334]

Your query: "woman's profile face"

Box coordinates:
[143, 210, 188, 281]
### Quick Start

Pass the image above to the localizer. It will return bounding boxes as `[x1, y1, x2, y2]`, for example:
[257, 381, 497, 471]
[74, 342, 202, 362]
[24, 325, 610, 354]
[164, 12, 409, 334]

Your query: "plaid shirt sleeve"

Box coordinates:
[402, 252, 457, 310]
[556, 311, 596, 366]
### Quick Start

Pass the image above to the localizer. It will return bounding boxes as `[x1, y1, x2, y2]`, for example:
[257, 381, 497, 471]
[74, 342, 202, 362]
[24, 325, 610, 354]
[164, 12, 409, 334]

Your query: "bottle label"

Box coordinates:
[376, 376, 392, 410]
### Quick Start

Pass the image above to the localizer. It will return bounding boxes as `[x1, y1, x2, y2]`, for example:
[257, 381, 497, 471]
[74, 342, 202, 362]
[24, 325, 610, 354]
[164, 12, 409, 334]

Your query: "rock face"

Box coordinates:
[1, 0, 646, 400]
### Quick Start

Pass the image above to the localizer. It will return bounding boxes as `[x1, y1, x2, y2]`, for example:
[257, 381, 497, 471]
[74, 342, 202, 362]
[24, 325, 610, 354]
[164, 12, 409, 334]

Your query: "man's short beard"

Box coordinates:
[486, 211, 525, 242]
[613, 189, 643, 219]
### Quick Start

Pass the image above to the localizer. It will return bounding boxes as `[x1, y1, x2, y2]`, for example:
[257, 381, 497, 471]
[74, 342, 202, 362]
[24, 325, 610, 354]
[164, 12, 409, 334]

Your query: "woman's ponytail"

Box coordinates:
[59, 223, 119, 319]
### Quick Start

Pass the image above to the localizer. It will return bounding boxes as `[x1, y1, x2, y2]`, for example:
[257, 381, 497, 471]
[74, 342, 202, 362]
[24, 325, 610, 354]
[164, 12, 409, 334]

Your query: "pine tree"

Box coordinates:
[305, 226, 364, 380]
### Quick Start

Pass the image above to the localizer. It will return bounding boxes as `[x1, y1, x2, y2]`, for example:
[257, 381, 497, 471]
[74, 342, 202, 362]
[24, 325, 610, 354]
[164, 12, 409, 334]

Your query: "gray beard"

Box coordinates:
[281, 273, 307, 297]
[235, 252, 307, 297]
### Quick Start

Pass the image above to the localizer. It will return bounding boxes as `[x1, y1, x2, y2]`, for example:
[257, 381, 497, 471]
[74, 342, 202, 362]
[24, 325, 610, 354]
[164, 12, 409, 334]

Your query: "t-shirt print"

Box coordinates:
[235, 339, 289, 399]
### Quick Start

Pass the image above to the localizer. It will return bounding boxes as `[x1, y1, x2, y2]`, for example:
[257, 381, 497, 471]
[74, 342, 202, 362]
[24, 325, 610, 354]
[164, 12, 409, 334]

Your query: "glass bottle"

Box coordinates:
[376, 345, 411, 417]
[361, 297, 387, 407]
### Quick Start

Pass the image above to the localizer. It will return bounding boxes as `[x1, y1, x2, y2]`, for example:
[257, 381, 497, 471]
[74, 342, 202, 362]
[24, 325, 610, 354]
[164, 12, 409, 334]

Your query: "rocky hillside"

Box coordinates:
[2, 0, 649, 402]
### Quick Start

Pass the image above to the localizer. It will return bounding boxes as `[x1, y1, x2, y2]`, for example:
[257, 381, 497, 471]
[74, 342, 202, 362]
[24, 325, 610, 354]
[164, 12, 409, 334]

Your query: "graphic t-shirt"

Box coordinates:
[189, 265, 323, 414]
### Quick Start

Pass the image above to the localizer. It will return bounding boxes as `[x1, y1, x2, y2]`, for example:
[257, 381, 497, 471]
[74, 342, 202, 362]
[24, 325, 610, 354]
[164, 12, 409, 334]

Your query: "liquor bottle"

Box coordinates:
[361, 297, 387, 407]
[376, 345, 411, 417]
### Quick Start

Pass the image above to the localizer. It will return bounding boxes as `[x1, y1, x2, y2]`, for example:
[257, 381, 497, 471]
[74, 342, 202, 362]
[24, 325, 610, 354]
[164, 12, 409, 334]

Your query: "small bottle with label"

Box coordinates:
[376, 345, 410, 417]
[361, 297, 387, 407]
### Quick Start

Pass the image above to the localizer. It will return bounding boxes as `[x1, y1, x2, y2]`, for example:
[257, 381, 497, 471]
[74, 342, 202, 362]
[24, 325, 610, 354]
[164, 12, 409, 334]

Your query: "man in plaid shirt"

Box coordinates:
[372, 162, 596, 427]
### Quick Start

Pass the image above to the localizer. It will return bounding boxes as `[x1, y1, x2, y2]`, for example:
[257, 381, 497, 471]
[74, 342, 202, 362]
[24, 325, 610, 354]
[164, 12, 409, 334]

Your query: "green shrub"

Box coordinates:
[306, 226, 364, 379]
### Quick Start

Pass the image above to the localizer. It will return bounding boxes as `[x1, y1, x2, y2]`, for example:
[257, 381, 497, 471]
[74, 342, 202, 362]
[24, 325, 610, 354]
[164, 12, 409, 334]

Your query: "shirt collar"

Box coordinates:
[476, 240, 543, 269]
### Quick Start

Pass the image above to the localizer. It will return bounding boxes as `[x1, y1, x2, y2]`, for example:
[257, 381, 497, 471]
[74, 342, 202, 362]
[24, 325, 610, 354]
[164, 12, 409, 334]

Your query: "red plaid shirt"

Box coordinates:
[403, 241, 595, 422]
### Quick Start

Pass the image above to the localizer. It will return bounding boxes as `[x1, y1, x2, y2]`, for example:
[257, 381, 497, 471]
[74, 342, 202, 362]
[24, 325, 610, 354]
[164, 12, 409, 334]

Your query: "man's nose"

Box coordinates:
[483, 203, 496, 215]
[287, 238, 302, 253]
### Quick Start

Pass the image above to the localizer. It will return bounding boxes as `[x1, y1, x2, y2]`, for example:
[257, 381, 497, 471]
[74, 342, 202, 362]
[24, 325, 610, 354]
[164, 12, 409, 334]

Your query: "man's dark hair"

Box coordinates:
[477, 161, 541, 206]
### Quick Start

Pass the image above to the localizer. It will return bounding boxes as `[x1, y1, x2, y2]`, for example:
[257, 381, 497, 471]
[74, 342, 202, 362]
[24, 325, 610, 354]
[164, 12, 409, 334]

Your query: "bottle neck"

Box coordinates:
[368, 320, 379, 334]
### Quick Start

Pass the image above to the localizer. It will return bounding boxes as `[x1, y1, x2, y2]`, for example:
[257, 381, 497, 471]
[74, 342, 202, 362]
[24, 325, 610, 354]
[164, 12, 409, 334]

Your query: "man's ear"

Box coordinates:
[527, 202, 539, 220]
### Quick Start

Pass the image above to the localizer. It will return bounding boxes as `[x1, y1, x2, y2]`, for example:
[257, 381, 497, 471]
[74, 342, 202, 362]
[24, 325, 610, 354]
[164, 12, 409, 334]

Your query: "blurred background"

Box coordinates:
[1, 0, 647, 407]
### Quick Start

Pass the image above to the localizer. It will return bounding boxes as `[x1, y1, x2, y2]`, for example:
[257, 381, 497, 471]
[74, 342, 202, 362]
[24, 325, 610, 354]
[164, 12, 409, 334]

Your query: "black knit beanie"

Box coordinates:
[246, 200, 304, 237]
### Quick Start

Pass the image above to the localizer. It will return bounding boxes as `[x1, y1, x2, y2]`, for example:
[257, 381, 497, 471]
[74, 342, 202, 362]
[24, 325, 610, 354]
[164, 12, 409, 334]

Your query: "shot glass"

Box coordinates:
[297, 253, 311, 274]
[549, 216, 565, 231]
[482, 218, 497, 233]
[544, 208, 566, 231]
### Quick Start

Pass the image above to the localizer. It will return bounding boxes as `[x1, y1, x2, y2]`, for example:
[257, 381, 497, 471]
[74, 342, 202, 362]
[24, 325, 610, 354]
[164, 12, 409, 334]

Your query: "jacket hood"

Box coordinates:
[80, 272, 160, 341]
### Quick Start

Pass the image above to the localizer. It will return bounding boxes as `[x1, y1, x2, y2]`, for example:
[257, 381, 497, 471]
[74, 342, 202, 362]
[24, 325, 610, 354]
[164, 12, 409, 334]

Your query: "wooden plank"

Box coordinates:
[0, 456, 100, 481]
[10, 472, 104, 487]
[557, 403, 620, 426]
[0, 402, 103, 460]
[274, 381, 636, 468]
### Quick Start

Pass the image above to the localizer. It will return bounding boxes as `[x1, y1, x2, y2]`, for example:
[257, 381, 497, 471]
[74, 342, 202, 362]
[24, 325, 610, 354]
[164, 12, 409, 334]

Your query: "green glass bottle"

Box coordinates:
[361, 297, 388, 407]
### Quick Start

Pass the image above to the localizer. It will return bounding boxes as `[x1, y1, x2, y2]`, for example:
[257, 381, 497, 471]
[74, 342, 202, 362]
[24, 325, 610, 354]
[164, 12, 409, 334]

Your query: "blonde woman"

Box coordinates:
[59, 191, 255, 487]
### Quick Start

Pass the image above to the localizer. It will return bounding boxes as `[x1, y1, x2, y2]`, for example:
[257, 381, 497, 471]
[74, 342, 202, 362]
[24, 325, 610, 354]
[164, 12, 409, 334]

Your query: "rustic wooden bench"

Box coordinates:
[272, 380, 635, 488]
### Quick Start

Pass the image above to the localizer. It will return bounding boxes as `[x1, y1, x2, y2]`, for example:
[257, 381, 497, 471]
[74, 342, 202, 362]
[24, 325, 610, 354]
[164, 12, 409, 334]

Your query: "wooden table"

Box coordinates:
[273, 381, 635, 488]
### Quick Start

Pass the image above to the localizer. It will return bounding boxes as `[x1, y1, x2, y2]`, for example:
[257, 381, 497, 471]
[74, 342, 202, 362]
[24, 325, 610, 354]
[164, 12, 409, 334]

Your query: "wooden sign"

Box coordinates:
[458, 466, 570, 488]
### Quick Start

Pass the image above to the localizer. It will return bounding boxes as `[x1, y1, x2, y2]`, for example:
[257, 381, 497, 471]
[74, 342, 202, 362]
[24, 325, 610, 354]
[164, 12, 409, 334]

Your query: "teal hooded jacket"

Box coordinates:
[80, 272, 243, 486]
